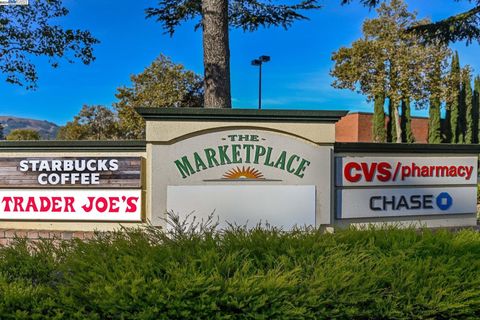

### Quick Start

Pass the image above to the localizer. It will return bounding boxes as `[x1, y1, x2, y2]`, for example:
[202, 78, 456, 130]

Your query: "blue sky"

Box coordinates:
[0, 0, 479, 125]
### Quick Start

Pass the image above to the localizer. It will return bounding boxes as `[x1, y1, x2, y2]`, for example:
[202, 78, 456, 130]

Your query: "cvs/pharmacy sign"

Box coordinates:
[336, 156, 477, 187]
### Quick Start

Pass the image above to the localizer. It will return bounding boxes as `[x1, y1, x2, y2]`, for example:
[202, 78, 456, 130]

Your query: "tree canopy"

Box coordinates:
[0, 0, 98, 88]
[57, 105, 118, 141]
[114, 55, 204, 139]
[331, 0, 451, 143]
[6, 128, 40, 140]
[58, 55, 204, 140]
[145, 0, 321, 35]
[343, 0, 480, 44]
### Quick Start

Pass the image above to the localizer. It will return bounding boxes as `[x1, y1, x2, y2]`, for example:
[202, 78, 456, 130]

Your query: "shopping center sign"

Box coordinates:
[0, 157, 142, 222]
[336, 156, 478, 219]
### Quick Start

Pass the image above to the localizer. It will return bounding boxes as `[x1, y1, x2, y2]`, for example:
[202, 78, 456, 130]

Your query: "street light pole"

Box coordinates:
[251, 55, 270, 110]
[258, 62, 262, 109]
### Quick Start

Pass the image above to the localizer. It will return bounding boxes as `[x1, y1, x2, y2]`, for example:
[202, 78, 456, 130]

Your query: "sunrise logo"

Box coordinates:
[223, 166, 265, 180]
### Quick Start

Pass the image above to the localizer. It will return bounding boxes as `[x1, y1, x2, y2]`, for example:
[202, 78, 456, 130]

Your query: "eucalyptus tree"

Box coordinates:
[145, 0, 320, 108]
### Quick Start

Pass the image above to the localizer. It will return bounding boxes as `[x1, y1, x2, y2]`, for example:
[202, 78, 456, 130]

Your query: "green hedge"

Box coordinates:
[2, 224, 480, 319]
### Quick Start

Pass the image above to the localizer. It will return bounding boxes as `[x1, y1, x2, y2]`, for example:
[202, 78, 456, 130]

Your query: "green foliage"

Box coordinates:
[475, 76, 480, 143]
[0, 123, 4, 140]
[386, 98, 396, 142]
[428, 61, 442, 144]
[6, 128, 40, 141]
[57, 105, 119, 141]
[447, 52, 461, 143]
[113, 55, 204, 140]
[372, 93, 386, 142]
[401, 98, 415, 143]
[428, 97, 441, 144]
[464, 68, 474, 144]
[3, 223, 480, 319]
[145, 0, 321, 35]
[409, 5, 480, 45]
[346, 0, 480, 45]
[0, 0, 98, 89]
[331, 0, 451, 143]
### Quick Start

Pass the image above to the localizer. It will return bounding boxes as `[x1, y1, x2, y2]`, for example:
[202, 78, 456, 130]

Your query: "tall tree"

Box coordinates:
[474, 76, 480, 143]
[456, 67, 471, 143]
[57, 105, 118, 140]
[463, 68, 474, 143]
[386, 99, 396, 142]
[0, 0, 98, 88]
[114, 55, 204, 140]
[146, 0, 320, 108]
[400, 98, 414, 143]
[372, 93, 386, 142]
[331, 0, 450, 143]
[428, 60, 442, 144]
[447, 52, 461, 143]
[0, 123, 4, 140]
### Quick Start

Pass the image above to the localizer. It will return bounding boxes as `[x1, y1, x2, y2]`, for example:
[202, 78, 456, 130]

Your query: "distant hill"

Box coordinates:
[0, 116, 60, 140]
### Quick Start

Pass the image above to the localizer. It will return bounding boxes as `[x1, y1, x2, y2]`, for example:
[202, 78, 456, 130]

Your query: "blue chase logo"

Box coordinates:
[369, 191, 455, 212]
[436, 192, 453, 211]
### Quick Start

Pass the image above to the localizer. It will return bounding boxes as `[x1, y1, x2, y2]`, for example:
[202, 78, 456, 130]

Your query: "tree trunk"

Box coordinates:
[201, 0, 232, 108]
[393, 102, 402, 143]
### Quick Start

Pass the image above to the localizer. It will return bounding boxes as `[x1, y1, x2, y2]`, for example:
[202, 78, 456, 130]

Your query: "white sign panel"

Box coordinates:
[152, 129, 333, 225]
[167, 185, 316, 229]
[0, 189, 142, 221]
[336, 156, 478, 187]
[337, 187, 477, 219]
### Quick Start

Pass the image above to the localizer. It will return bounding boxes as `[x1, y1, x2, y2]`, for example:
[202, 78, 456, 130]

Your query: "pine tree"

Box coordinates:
[146, 0, 320, 108]
[428, 60, 442, 143]
[0, 123, 4, 140]
[448, 52, 461, 143]
[474, 76, 480, 144]
[372, 93, 386, 142]
[464, 68, 474, 143]
[401, 98, 414, 143]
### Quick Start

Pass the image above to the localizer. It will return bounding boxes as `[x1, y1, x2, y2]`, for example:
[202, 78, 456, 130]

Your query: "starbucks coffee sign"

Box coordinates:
[151, 129, 333, 227]
[0, 157, 142, 222]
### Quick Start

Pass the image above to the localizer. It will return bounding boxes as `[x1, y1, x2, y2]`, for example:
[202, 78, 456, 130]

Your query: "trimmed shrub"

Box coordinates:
[2, 223, 480, 319]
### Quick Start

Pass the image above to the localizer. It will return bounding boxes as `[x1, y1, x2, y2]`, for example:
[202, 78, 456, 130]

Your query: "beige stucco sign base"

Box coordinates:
[150, 129, 333, 228]
[141, 108, 346, 229]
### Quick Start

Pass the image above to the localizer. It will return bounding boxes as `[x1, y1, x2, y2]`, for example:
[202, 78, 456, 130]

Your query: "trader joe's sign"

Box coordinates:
[0, 157, 142, 222]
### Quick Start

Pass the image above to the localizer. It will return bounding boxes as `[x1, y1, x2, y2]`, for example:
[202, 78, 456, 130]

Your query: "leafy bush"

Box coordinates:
[2, 221, 480, 319]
